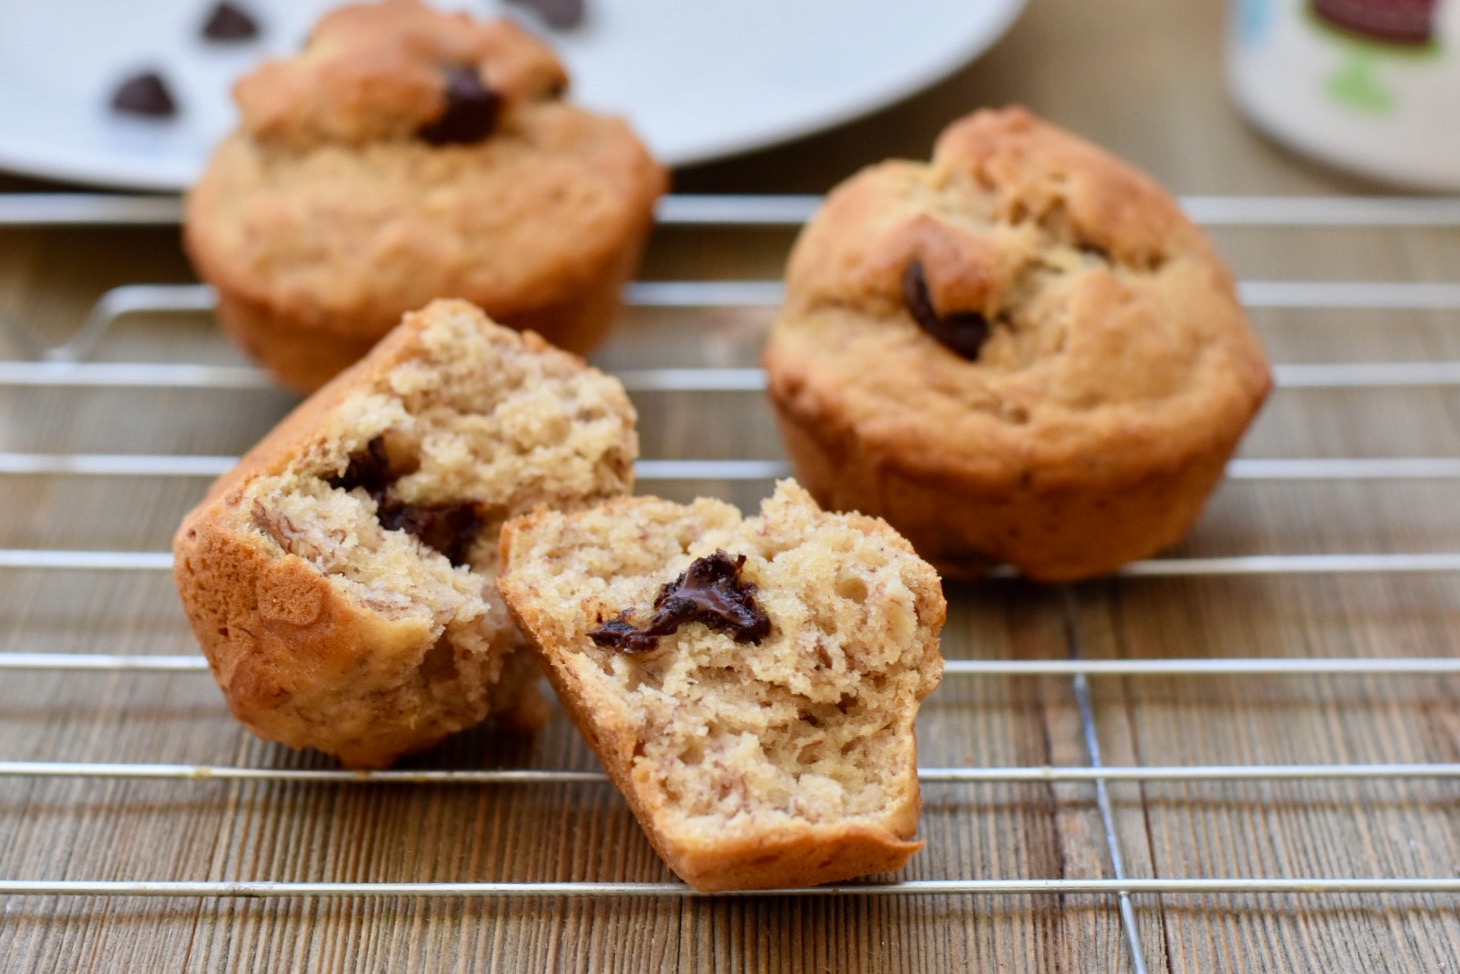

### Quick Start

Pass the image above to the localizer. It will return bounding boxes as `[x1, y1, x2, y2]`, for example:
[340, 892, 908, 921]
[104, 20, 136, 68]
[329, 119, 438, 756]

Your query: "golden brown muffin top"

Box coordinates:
[236, 0, 568, 149]
[767, 106, 1271, 485]
[185, 1, 666, 331]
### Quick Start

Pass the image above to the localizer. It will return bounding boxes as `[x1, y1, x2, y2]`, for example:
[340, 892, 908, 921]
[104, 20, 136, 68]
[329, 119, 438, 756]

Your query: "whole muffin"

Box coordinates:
[173, 299, 638, 767]
[764, 107, 1272, 582]
[186, 0, 667, 393]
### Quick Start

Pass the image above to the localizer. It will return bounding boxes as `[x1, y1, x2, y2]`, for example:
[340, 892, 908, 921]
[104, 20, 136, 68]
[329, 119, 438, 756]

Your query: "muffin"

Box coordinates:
[173, 299, 638, 767]
[498, 480, 946, 891]
[764, 107, 1272, 582]
[185, 0, 667, 393]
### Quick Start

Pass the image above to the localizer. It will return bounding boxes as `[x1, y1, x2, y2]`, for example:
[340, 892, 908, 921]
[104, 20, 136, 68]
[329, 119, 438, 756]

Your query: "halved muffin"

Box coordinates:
[499, 481, 945, 890]
[173, 299, 638, 767]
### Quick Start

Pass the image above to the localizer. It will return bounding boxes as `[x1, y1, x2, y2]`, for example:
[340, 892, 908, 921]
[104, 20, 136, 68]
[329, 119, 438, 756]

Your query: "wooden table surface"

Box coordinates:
[1, 1, 1457, 971]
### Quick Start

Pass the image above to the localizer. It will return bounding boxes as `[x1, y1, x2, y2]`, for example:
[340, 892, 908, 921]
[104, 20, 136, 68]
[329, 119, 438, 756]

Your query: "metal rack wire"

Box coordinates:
[1, 193, 1457, 973]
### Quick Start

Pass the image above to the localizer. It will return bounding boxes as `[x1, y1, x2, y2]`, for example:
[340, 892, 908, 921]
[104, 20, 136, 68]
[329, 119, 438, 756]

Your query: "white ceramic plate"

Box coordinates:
[0, 0, 1024, 191]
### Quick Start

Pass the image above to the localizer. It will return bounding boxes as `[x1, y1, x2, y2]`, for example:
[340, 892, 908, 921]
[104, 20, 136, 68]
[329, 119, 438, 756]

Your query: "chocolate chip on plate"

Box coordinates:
[504, 0, 586, 30]
[418, 66, 503, 146]
[588, 550, 772, 653]
[201, 2, 261, 42]
[110, 71, 178, 118]
[901, 260, 992, 361]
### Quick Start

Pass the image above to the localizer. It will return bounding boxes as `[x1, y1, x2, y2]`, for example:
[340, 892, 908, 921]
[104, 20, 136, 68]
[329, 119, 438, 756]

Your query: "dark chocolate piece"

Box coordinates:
[901, 261, 991, 361]
[587, 550, 772, 653]
[201, 2, 260, 41]
[587, 616, 660, 654]
[329, 436, 483, 566]
[328, 436, 393, 502]
[110, 71, 178, 118]
[418, 66, 502, 146]
[378, 500, 484, 568]
[505, 0, 586, 30]
[652, 551, 771, 643]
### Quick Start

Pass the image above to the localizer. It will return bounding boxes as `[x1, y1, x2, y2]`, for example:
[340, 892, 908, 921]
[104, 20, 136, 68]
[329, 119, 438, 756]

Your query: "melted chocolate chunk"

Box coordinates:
[328, 436, 393, 502]
[504, 0, 586, 30]
[379, 499, 484, 567]
[587, 616, 660, 654]
[652, 551, 772, 643]
[587, 550, 772, 653]
[418, 66, 502, 146]
[201, 2, 260, 41]
[902, 261, 991, 361]
[329, 436, 483, 566]
[110, 71, 178, 118]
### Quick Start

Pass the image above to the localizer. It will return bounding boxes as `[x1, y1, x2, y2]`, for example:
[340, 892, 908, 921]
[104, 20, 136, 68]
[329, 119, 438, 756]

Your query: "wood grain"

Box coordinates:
[1, 0, 1458, 971]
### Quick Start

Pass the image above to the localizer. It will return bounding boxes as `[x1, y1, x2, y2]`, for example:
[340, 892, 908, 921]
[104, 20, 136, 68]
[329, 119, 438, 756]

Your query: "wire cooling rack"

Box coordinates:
[0, 193, 1457, 972]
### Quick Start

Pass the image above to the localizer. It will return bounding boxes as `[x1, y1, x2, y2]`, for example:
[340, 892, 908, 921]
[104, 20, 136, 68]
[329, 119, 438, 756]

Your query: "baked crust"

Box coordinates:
[185, 0, 667, 392]
[498, 482, 945, 891]
[173, 299, 637, 766]
[764, 106, 1271, 580]
[234, 2, 568, 150]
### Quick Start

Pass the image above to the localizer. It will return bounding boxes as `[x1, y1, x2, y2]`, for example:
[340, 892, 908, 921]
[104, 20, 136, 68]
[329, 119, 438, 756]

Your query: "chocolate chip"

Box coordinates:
[652, 551, 772, 643]
[418, 66, 502, 146]
[504, 0, 586, 30]
[328, 436, 393, 503]
[110, 71, 177, 118]
[329, 436, 483, 566]
[588, 616, 660, 654]
[902, 261, 991, 361]
[201, 2, 260, 41]
[587, 550, 772, 653]
[378, 500, 484, 567]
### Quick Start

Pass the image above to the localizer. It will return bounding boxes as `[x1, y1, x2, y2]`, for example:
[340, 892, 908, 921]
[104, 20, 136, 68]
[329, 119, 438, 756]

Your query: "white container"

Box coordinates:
[1228, 0, 1460, 191]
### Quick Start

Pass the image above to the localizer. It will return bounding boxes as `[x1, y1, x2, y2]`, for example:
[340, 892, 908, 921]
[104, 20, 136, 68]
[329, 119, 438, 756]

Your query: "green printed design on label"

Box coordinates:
[1305, 3, 1449, 115]
[1326, 51, 1394, 113]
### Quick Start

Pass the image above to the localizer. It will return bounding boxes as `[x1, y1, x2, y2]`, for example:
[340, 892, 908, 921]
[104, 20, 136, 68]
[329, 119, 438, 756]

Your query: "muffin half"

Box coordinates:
[498, 481, 945, 890]
[173, 299, 638, 767]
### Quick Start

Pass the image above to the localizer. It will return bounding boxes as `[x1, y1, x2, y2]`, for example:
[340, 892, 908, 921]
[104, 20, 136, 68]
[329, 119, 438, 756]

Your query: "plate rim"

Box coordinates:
[0, 0, 1026, 191]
